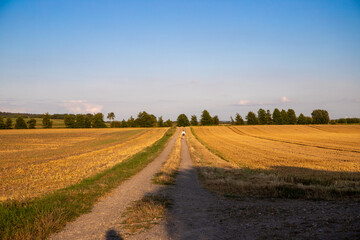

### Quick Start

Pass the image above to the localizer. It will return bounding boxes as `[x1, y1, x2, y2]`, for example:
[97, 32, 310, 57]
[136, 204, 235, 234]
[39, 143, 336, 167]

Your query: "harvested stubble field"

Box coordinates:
[190, 125, 360, 199]
[0, 128, 167, 200]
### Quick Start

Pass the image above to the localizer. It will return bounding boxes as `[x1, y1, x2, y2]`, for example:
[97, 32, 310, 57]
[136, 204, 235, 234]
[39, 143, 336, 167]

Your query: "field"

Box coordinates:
[0, 128, 167, 200]
[190, 125, 360, 199]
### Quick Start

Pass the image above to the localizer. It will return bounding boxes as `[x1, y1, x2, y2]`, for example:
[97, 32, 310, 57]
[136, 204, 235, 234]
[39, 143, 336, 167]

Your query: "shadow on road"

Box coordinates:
[105, 229, 123, 240]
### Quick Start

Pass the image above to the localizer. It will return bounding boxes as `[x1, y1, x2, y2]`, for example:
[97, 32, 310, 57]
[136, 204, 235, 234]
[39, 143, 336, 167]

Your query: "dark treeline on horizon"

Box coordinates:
[1, 109, 360, 130]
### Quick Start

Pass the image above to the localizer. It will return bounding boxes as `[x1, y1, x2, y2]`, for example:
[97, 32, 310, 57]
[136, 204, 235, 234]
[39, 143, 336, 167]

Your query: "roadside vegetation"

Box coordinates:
[0, 128, 175, 240]
[152, 130, 182, 185]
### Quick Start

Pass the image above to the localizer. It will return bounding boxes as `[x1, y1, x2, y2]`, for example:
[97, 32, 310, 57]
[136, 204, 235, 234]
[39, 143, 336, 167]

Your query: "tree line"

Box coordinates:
[108, 111, 172, 128]
[0, 113, 52, 129]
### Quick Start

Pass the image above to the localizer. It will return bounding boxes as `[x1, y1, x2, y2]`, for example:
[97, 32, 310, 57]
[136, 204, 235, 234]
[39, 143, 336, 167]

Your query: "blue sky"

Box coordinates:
[0, 0, 359, 120]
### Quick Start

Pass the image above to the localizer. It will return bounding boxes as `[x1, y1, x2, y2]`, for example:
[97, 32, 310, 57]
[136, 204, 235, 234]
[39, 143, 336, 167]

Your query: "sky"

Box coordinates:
[0, 0, 359, 120]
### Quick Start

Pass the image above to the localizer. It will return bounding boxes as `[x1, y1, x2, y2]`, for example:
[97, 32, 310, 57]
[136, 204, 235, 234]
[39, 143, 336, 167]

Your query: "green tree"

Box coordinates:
[272, 108, 282, 125]
[107, 112, 115, 122]
[190, 115, 198, 126]
[92, 113, 107, 128]
[64, 114, 76, 128]
[157, 116, 164, 127]
[127, 116, 135, 127]
[15, 117, 27, 129]
[200, 110, 213, 126]
[212, 115, 220, 125]
[84, 116, 91, 128]
[164, 119, 173, 127]
[0, 116, 5, 129]
[42, 113, 53, 128]
[75, 114, 85, 128]
[297, 113, 307, 124]
[305, 116, 313, 124]
[266, 110, 272, 125]
[110, 121, 121, 128]
[177, 114, 190, 127]
[287, 109, 297, 124]
[311, 109, 330, 124]
[246, 111, 258, 125]
[230, 116, 235, 125]
[281, 109, 289, 124]
[121, 119, 128, 128]
[257, 108, 267, 124]
[135, 111, 157, 127]
[235, 113, 244, 125]
[27, 119, 37, 129]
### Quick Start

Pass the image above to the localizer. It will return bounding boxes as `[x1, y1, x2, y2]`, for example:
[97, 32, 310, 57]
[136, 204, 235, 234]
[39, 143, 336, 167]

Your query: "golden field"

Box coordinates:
[190, 125, 360, 198]
[0, 128, 168, 200]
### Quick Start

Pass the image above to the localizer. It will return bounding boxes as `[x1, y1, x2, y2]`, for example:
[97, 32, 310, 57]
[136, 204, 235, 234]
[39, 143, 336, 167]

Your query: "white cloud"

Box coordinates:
[281, 96, 291, 103]
[61, 100, 103, 114]
[237, 100, 251, 106]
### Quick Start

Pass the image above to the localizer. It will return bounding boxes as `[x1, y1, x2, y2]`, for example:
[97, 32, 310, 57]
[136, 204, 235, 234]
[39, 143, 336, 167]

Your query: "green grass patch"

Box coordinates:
[0, 127, 175, 240]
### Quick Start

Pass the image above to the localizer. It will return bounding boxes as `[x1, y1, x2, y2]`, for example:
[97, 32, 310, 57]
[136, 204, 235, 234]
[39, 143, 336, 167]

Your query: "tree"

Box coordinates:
[177, 114, 190, 127]
[305, 116, 313, 124]
[75, 114, 85, 128]
[297, 113, 307, 124]
[0, 116, 5, 129]
[230, 116, 235, 125]
[110, 121, 121, 128]
[266, 110, 272, 125]
[64, 114, 76, 128]
[42, 113, 53, 128]
[272, 108, 282, 125]
[121, 119, 128, 128]
[27, 119, 36, 129]
[84, 116, 91, 128]
[190, 115, 198, 126]
[257, 108, 267, 125]
[235, 113, 244, 125]
[164, 119, 173, 127]
[15, 116, 27, 129]
[92, 113, 107, 128]
[157, 116, 164, 127]
[311, 109, 330, 124]
[200, 110, 213, 126]
[107, 112, 115, 122]
[212, 115, 220, 125]
[281, 109, 289, 124]
[135, 111, 157, 127]
[246, 111, 258, 125]
[127, 116, 135, 127]
[287, 109, 297, 124]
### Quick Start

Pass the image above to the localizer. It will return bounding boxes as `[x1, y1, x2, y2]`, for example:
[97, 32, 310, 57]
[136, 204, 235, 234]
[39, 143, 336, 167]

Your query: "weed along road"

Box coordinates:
[49, 128, 179, 240]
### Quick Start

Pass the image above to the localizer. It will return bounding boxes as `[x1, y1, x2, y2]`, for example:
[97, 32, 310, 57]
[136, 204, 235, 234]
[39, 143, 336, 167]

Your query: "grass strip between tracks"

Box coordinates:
[0, 127, 176, 240]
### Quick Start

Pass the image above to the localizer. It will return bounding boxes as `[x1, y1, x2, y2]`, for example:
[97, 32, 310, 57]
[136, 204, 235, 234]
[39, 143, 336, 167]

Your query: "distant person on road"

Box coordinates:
[182, 129, 186, 137]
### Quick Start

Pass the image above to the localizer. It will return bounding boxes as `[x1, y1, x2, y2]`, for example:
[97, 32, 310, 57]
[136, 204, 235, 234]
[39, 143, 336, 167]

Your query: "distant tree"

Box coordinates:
[84, 115, 91, 128]
[91, 113, 107, 128]
[27, 118, 36, 129]
[200, 110, 213, 126]
[121, 119, 128, 128]
[311, 109, 330, 124]
[212, 115, 220, 125]
[164, 119, 173, 127]
[297, 113, 307, 124]
[266, 110, 272, 125]
[177, 114, 190, 127]
[235, 113, 245, 125]
[135, 111, 157, 127]
[42, 113, 53, 128]
[287, 109, 297, 124]
[0, 116, 5, 129]
[110, 121, 121, 128]
[230, 116, 235, 125]
[107, 112, 115, 122]
[75, 114, 85, 128]
[190, 115, 198, 126]
[15, 116, 27, 129]
[157, 116, 164, 127]
[64, 114, 76, 128]
[305, 116, 313, 124]
[127, 116, 135, 127]
[281, 109, 289, 124]
[272, 108, 282, 125]
[257, 108, 267, 125]
[246, 111, 258, 125]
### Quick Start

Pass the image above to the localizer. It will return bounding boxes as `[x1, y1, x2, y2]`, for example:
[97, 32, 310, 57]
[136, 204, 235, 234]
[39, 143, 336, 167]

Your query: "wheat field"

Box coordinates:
[0, 128, 168, 200]
[191, 125, 360, 198]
